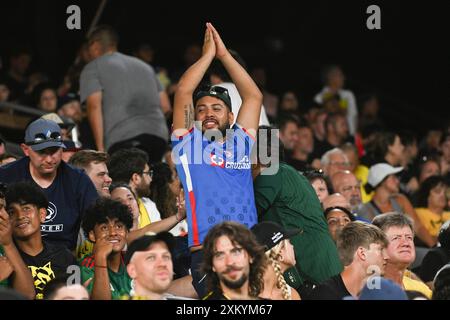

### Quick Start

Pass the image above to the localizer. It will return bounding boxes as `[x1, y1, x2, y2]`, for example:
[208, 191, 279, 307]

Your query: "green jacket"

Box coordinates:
[254, 163, 342, 287]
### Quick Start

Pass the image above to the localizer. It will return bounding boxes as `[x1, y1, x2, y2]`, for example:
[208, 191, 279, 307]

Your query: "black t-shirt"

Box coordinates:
[419, 248, 450, 282]
[19, 241, 78, 299]
[0, 157, 99, 250]
[305, 274, 351, 300]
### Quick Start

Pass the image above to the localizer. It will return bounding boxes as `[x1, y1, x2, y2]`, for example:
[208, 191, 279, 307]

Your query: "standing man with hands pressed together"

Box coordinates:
[171, 23, 263, 298]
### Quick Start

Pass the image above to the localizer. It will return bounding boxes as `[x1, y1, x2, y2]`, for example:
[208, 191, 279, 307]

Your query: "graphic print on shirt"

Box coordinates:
[41, 201, 64, 233]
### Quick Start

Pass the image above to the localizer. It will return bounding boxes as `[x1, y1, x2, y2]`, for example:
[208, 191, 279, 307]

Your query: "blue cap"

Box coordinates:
[359, 277, 408, 300]
[24, 119, 66, 151]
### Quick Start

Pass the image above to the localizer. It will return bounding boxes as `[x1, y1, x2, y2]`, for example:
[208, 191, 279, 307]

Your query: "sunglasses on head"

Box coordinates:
[196, 85, 230, 97]
[26, 132, 62, 146]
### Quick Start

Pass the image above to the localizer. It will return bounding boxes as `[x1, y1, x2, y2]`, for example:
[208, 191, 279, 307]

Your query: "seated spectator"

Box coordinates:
[303, 169, 331, 206]
[108, 148, 162, 229]
[419, 221, 450, 288]
[313, 113, 350, 159]
[43, 276, 89, 300]
[251, 221, 301, 300]
[340, 142, 373, 203]
[322, 193, 352, 212]
[57, 93, 83, 124]
[372, 212, 433, 299]
[288, 118, 314, 172]
[416, 154, 441, 185]
[123, 232, 187, 300]
[79, 198, 133, 300]
[414, 176, 450, 238]
[69, 150, 112, 198]
[360, 163, 436, 247]
[0, 183, 35, 299]
[306, 222, 388, 300]
[278, 91, 301, 120]
[324, 206, 356, 242]
[0, 118, 99, 251]
[202, 221, 266, 300]
[5, 182, 77, 299]
[149, 162, 187, 236]
[36, 85, 58, 113]
[278, 116, 299, 158]
[331, 170, 363, 214]
[0, 78, 11, 102]
[320, 148, 350, 179]
[432, 263, 450, 300]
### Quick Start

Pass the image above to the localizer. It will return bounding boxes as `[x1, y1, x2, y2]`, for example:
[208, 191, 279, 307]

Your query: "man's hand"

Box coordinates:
[93, 235, 113, 261]
[207, 23, 228, 59]
[0, 256, 14, 281]
[0, 209, 13, 247]
[202, 23, 216, 59]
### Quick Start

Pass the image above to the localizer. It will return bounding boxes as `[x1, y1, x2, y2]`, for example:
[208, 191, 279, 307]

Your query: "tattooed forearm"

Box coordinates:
[184, 104, 194, 128]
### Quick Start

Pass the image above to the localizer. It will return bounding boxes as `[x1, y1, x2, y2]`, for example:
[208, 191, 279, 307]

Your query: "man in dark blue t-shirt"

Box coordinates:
[0, 119, 98, 250]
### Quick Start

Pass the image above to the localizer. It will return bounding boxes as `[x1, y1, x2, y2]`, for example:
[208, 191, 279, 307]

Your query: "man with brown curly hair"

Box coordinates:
[201, 221, 266, 300]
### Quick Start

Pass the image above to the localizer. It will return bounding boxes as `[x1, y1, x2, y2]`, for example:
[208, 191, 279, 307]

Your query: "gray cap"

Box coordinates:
[24, 119, 66, 151]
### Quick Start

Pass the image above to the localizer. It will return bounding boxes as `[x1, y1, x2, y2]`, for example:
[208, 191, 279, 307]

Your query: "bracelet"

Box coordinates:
[95, 265, 108, 268]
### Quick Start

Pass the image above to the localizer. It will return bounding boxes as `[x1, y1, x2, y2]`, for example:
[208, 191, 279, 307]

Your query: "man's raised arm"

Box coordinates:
[172, 25, 216, 134]
[208, 23, 263, 136]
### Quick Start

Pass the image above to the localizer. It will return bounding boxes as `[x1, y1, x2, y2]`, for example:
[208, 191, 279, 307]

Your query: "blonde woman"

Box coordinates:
[251, 221, 301, 300]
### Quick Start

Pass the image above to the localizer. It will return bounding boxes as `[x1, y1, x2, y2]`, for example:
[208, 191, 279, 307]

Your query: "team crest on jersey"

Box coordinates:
[210, 153, 225, 168]
[44, 201, 57, 222]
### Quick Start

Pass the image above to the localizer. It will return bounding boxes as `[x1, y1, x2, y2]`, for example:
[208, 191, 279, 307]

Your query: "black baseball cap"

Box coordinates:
[251, 221, 301, 251]
[193, 85, 232, 110]
[124, 232, 175, 265]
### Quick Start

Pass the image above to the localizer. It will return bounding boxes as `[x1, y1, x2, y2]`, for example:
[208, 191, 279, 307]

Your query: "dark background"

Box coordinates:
[1, 0, 449, 136]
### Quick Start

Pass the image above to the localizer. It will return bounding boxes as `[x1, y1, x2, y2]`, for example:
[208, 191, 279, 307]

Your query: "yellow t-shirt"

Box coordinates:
[414, 208, 450, 237]
[402, 274, 432, 299]
[354, 164, 373, 203]
[137, 198, 151, 228]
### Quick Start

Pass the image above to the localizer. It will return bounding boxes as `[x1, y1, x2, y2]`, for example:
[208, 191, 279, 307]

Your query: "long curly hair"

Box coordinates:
[202, 221, 267, 297]
[149, 162, 178, 219]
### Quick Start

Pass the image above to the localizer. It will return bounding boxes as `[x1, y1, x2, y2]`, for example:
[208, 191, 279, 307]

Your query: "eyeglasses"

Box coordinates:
[26, 132, 62, 146]
[142, 170, 153, 177]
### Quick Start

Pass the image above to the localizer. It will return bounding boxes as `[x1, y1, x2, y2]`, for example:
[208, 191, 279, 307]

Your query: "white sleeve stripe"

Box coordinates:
[180, 153, 193, 192]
